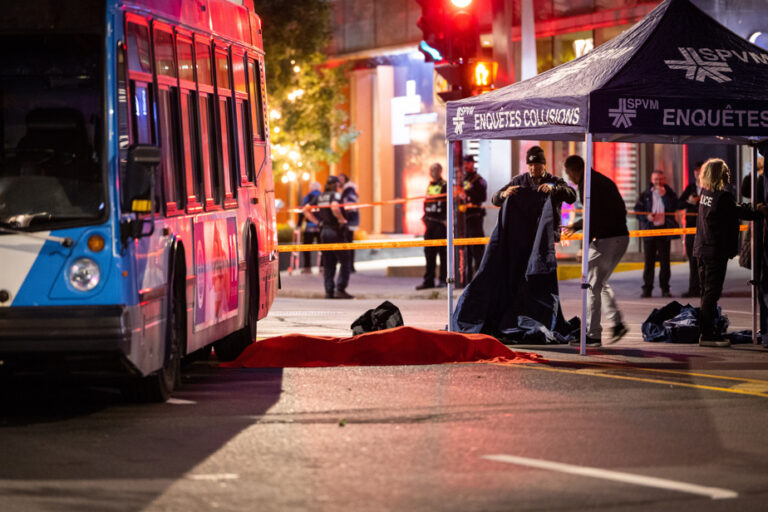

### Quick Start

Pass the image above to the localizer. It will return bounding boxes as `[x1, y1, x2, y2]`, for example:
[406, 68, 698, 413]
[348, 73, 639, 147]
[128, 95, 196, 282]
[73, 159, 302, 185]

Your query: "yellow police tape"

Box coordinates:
[277, 225, 747, 252]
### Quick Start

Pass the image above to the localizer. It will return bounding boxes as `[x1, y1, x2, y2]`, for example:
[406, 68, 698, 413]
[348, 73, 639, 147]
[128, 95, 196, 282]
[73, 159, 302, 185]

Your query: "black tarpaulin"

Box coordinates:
[451, 188, 579, 344]
[446, 0, 768, 144]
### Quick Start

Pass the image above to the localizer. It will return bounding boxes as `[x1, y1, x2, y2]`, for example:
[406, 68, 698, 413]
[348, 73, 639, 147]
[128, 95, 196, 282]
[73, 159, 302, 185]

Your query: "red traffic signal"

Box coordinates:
[446, 0, 478, 62]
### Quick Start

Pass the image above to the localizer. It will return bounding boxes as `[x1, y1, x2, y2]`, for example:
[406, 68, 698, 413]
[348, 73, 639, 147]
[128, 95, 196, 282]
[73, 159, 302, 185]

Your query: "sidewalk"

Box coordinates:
[278, 257, 762, 334]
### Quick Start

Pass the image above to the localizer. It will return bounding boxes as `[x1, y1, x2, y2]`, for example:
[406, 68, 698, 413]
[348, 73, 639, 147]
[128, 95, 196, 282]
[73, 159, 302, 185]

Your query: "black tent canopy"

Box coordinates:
[446, 0, 768, 144]
[443, 0, 768, 352]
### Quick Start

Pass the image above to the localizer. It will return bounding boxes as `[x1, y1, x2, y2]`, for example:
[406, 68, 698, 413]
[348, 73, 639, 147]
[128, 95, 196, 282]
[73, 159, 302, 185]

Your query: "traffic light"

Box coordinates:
[416, 0, 447, 62]
[469, 60, 498, 91]
[446, 0, 478, 63]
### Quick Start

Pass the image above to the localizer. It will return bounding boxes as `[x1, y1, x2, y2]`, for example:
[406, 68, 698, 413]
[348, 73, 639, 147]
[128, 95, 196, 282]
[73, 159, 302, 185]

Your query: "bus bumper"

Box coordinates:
[0, 306, 137, 376]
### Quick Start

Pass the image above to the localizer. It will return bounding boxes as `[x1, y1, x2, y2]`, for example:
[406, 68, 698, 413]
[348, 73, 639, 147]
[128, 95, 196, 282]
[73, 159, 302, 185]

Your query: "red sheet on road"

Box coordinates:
[219, 326, 544, 368]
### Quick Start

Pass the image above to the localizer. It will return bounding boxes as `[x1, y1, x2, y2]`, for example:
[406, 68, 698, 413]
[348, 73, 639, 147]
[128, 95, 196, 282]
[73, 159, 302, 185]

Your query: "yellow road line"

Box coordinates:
[566, 360, 768, 385]
[515, 364, 768, 398]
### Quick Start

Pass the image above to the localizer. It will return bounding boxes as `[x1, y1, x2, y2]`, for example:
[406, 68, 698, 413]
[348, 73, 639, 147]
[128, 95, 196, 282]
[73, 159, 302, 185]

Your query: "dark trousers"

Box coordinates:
[301, 229, 320, 268]
[684, 234, 700, 295]
[698, 256, 728, 339]
[320, 228, 351, 296]
[423, 221, 447, 285]
[342, 226, 356, 272]
[465, 216, 485, 281]
[642, 236, 671, 292]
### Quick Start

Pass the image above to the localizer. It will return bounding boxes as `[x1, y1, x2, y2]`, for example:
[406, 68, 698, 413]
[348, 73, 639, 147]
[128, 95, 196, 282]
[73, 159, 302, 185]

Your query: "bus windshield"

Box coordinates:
[0, 34, 105, 230]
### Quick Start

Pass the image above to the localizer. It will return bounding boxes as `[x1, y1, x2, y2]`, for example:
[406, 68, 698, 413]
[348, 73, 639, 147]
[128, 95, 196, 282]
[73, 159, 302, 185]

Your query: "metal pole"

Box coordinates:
[580, 133, 593, 356]
[752, 145, 758, 344]
[447, 141, 456, 331]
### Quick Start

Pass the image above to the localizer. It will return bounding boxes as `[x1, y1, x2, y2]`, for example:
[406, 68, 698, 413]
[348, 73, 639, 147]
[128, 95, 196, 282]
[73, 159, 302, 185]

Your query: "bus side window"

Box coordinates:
[177, 35, 202, 211]
[195, 40, 221, 209]
[232, 49, 254, 184]
[153, 25, 184, 213]
[126, 21, 154, 145]
[247, 58, 266, 140]
[215, 47, 238, 206]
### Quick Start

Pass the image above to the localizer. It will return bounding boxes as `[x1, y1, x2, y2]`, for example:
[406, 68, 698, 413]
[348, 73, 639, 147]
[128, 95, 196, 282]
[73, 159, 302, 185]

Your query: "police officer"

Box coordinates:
[302, 175, 353, 299]
[461, 154, 487, 281]
[416, 163, 447, 290]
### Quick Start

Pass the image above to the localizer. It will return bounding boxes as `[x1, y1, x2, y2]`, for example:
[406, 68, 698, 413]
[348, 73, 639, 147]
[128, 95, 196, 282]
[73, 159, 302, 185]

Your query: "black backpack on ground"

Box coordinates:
[350, 301, 404, 335]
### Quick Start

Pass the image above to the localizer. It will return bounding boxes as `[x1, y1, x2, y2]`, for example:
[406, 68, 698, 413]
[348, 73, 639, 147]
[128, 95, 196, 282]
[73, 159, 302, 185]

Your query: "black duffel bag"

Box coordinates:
[351, 301, 404, 335]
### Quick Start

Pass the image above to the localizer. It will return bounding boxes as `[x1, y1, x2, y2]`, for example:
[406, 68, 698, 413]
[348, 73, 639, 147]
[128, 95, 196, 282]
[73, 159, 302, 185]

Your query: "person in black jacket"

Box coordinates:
[634, 170, 679, 298]
[678, 162, 704, 297]
[492, 145, 576, 243]
[338, 173, 359, 273]
[302, 176, 354, 299]
[416, 163, 448, 290]
[461, 154, 487, 281]
[694, 158, 766, 347]
[562, 155, 630, 347]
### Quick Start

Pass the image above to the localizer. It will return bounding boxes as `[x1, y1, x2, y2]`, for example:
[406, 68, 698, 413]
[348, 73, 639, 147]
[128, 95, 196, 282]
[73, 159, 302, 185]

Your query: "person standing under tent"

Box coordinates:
[302, 176, 354, 299]
[678, 162, 704, 297]
[562, 155, 630, 348]
[492, 145, 576, 243]
[635, 169, 679, 298]
[461, 154, 487, 282]
[338, 173, 359, 274]
[694, 158, 766, 347]
[741, 157, 766, 347]
[416, 163, 448, 290]
[295, 181, 322, 274]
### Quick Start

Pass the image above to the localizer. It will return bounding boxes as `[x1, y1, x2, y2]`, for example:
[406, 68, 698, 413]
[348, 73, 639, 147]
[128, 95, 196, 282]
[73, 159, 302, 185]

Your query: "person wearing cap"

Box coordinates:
[461, 154, 488, 281]
[302, 176, 354, 299]
[562, 155, 630, 348]
[492, 145, 576, 243]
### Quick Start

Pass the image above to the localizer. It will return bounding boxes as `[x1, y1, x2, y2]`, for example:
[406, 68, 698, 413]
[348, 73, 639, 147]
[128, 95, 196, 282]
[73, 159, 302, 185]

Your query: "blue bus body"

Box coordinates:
[0, 0, 278, 399]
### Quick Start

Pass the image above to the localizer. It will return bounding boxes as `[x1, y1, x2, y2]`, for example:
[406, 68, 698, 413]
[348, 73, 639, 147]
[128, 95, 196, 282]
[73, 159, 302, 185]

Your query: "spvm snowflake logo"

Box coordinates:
[452, 111, 465, 135]
[664, 47, 733, 83]
[608, 98, 636, 128]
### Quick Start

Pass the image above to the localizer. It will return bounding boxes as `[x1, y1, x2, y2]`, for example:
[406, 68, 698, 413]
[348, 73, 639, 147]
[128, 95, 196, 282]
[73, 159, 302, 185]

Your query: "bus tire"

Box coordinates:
[122, 251, 186, 402]
[214, 229, 258, 361]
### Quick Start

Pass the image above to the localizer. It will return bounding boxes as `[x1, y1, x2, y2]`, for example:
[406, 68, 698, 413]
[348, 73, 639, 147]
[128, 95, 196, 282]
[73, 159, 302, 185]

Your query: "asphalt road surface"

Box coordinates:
[2, 262, 768, 511]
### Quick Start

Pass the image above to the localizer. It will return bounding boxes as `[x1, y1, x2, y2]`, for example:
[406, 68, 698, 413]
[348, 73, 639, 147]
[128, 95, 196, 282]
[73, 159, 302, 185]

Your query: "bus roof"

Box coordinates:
[121, 0, 263, 51]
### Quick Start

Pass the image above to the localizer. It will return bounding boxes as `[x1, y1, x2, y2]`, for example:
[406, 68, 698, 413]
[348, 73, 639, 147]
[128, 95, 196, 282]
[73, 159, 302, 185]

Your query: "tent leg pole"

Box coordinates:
[581, 133, 593, 356]
[752, 145, 758, 344]
[447, 141, 456, 332]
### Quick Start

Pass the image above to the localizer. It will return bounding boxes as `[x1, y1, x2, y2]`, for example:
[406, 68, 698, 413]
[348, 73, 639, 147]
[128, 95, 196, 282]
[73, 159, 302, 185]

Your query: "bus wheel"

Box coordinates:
[122, 267, 185, 402]
[214, 234, 258, 361]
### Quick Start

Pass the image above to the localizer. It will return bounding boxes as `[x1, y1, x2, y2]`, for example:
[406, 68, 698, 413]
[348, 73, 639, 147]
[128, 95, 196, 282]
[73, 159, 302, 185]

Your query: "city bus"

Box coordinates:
[0, 0, 278, 401]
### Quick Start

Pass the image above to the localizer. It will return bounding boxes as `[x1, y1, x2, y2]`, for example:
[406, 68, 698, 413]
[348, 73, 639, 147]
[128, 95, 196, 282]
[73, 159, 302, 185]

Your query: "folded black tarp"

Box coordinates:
[452, 187, 579, 344]
[641, 300, 733, 343]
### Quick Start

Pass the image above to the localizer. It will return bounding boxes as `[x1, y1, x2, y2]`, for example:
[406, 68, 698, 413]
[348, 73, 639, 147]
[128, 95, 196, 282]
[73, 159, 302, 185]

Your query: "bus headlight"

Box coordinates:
[69, 258, 100, 291]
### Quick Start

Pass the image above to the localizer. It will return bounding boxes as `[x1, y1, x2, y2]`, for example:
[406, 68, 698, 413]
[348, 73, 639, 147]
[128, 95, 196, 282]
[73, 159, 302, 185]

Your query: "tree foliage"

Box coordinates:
[253, 0, 358, 178]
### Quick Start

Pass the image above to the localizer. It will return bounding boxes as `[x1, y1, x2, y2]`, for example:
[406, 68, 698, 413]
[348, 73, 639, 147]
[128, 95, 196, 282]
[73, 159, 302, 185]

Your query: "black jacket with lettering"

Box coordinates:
[571, 169, 629, 240]
[493, 172, 577, 243]
[423, 178, 447, 224]
[694, 188, 756, 259]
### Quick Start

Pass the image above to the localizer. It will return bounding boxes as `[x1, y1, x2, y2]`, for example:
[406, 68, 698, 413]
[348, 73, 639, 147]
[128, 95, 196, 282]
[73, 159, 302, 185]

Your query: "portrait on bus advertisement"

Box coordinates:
[193, 216, 239, 331]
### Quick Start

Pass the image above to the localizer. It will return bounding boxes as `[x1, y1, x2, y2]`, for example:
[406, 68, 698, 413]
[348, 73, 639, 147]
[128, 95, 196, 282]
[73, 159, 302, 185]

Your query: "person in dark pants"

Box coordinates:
[694, 158, 766, 346]
[635, 170, 679, 298]
[678, 162, 703, 297]
[296, 181, 322, 273]
[562, 155, 629, 348]
[302, 175, 353, 299]
[741, 157, 767, 346]
[461, 154, 487, 282]
[416, 163, 447, 290]
[338, 173, 359, 273]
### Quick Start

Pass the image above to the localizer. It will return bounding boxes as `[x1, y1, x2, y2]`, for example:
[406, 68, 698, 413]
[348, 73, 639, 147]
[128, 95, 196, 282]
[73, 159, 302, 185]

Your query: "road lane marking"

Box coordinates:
[567, 361, 768, 385]
[187, 473, 239, 481]
[517, 364, 768, 398]
[166, 398, 196, 405]
[483, 454, 738, 500]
